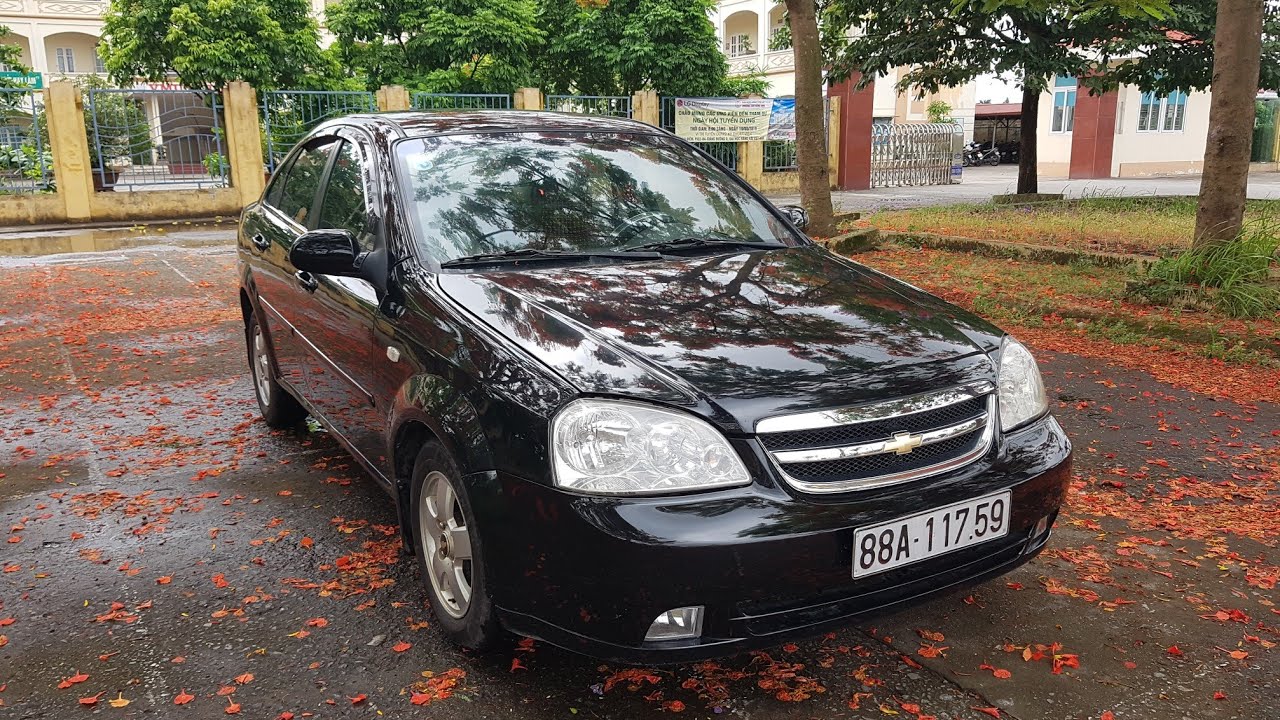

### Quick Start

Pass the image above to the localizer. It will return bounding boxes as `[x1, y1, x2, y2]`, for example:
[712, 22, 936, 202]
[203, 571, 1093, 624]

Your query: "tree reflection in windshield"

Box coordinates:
[396, 132, 794, 261]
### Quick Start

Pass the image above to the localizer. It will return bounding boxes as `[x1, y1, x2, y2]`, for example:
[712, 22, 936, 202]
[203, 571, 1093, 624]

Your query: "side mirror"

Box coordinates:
[289, 229, 362, 276]
[780, 204, 809, 231]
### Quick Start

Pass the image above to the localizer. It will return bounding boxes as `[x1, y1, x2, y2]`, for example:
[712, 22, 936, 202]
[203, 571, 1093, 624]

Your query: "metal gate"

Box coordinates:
[412, 93, 511, 110]
[86, 88, 226, 190]
[260, 90, 376, 171]
[871, 122, 962, 188]
[544, 95, 631, 118]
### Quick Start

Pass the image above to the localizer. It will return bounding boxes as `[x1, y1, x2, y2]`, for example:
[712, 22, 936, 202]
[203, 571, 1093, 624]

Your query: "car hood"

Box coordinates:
[436, 245, 1003, 433]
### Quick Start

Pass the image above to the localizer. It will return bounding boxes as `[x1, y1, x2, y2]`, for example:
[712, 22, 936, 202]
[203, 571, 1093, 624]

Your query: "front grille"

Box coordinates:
[757, 383, 994, 493]
[759, 396, 987, 451]
[779, 432, 982, 482]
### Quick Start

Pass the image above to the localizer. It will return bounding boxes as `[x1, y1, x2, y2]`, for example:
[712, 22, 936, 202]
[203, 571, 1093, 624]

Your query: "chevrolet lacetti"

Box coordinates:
[236, 111, 1072, 662]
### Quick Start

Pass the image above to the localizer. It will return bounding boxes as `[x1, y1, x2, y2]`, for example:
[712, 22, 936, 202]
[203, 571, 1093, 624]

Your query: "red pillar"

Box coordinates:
[1069, 89, 1118, 179]
[827, 74, 875, 190]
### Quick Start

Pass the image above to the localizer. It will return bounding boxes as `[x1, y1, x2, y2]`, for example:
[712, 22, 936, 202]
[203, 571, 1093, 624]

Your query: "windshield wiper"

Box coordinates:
[440, 247, 661, 268]
[622, 237, 786, 254]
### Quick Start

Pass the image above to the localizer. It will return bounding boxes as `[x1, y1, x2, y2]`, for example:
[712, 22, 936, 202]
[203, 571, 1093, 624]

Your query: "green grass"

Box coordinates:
[1131, 220, 1280, 318]
[857, 197, 1280, 255]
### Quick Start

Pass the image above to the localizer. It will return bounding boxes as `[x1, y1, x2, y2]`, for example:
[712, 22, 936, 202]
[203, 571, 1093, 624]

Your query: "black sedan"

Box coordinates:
[236, 111, 1072, 663]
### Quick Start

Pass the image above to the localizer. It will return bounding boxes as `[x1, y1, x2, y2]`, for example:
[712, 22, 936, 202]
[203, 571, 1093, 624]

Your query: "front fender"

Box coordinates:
[388, 374, 493, 478]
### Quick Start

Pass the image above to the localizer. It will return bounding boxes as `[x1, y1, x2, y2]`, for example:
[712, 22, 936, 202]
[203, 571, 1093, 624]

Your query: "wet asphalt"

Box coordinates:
[0, 233, 1275, 719]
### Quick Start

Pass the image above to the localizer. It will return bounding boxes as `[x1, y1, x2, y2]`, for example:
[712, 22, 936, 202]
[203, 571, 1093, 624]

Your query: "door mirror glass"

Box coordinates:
[289, 229, 362, 276]
[780, 204, 809, 231]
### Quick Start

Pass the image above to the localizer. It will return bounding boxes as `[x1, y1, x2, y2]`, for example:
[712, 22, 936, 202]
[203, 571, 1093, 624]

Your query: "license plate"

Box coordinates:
[852, 491, 1011, 578]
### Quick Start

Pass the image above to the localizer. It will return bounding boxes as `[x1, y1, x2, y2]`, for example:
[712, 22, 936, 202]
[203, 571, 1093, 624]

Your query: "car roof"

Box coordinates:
[339, 110, 667, 139]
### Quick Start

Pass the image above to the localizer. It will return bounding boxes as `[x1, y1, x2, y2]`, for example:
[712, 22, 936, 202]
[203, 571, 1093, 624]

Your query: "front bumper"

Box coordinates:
[469, 414, 1072, 664]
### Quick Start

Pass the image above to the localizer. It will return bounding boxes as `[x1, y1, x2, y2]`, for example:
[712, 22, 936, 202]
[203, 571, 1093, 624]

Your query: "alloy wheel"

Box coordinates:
[418, 471, 473, 619]
[252, 325, 272, 408]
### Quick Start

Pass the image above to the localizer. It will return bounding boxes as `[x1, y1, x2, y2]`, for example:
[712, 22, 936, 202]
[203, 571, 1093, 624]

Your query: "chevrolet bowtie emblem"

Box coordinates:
[886, 432, 924, 455]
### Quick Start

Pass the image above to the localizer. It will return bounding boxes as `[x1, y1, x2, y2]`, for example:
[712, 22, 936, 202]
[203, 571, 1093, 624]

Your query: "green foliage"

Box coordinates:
[1096, 1, 1280, 95]
[926, 101, 953, 124]
[326, 0, 542, 93]
[101, 0, 331, 90]
[202, 151, 229, 182]
[720, 68, 771, 97]
[535, 0, 732, 97]
[1134, 222, 1280, 318]
[0, 25, 27, 88]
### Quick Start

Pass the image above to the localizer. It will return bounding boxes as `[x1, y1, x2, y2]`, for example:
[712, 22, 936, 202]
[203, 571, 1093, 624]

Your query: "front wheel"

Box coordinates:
[987, 155, 1001, 166]
[410, 442, 501, 651]
[247, 313, 306, 428]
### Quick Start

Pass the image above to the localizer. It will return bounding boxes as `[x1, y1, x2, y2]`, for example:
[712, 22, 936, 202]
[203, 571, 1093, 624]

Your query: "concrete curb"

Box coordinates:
[873, 230, 1155, 269]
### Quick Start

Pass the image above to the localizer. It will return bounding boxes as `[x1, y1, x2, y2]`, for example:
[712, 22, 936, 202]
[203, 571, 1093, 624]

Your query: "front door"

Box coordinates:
[252, 137, 340, 395]
[288, 134, 390, 480]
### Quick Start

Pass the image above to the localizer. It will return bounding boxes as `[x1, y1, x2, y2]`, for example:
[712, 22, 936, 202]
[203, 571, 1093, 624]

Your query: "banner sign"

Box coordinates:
[673, 98, 797, 142]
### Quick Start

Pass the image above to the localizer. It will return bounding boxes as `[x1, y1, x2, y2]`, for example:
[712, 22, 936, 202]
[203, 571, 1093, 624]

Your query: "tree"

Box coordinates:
[1191, 1, 1265, 246]
[0, 25, 25, 87]
[101, 0, 331, 90]
[785, 0, 835, 237]
[327, 0, 542, 93]
[535, 0, 735, 96]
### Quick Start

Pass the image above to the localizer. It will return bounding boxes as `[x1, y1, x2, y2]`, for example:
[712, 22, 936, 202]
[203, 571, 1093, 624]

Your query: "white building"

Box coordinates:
[1035, 74, 1212, 178]
[712, 0, 978, 140]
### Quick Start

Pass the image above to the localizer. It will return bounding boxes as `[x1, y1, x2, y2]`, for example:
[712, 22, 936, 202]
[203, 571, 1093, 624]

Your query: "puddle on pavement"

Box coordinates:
[0, 221, 237, 258]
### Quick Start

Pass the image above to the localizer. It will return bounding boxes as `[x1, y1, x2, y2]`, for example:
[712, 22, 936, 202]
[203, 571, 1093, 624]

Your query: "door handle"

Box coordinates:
[251, 233, 270, 251]
[295, 270, 318, 292]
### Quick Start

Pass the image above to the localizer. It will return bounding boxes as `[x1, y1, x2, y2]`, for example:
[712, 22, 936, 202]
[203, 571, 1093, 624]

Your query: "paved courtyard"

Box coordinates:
[0, 236, 1275, 719]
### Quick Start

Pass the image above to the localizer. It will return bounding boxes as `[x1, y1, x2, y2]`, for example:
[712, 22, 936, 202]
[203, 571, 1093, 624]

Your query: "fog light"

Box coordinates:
[645, 606, 704, 642]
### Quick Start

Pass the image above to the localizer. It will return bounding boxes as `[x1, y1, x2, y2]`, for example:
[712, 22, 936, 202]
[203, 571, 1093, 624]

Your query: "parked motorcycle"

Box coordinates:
[962, 142, 1001, 167]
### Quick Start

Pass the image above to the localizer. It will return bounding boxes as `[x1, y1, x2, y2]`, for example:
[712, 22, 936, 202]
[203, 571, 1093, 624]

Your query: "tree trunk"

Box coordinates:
[784, 0, 835, 237]
[1017, 85, 1039, 195]
[1194, 0, 1265, 247]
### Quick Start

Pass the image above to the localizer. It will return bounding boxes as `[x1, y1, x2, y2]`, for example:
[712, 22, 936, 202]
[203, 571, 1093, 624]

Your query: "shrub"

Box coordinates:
[1132, 221, 1280, 318]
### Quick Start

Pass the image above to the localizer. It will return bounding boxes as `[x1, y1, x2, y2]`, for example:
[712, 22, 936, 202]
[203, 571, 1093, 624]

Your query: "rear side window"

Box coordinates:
[275, 138, 338, 227]
[317, 141, 374, 252]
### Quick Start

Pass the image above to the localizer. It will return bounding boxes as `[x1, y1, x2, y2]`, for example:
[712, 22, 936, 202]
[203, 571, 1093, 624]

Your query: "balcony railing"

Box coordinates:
[727, 50, 794, 77]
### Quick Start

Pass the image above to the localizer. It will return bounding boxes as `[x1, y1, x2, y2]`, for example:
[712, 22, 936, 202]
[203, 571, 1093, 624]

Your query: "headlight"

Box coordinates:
[997, 337, 1048, 431]
[550, 399, 751, 495]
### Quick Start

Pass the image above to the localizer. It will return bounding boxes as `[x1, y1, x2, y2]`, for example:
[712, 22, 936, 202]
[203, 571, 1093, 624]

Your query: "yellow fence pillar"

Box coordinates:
[742, 141, 764, 189]
[827, 95, 841, 187]
[222, 82, 266, 207]
[376, 85, 411, 112]
[514, 87, 544, 111]
[631, 90, 660, 126]
[45, 81, 94, 222]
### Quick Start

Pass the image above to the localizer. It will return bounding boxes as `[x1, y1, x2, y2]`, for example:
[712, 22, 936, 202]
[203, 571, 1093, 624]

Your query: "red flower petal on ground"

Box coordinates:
[971, 707, 1001, 718]
[391, 641, 411, 653]
[174, 690, 195, 705]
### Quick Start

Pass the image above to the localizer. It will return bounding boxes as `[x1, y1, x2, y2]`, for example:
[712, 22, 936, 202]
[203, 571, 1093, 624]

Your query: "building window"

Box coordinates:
[1050, 76, 1076, 133]
[56, 47, 75, 74]
[94, 49, 106, 74]
[1138, 90, 1187, 132]
[726, 34, 753, 58]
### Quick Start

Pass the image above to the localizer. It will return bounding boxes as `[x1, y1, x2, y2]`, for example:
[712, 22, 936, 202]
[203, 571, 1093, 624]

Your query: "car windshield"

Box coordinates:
[394, 132, 797, 263]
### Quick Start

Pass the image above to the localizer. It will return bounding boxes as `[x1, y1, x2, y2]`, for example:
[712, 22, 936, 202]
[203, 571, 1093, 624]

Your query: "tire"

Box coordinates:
[246, 312, 306, 429]
[987, 155, 1000, 166]
[409, 442, 501, 651]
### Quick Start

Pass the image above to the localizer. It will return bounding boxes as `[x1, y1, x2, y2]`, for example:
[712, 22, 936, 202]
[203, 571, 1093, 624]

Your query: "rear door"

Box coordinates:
[250, 136, 339, 397]
[288, 130, 391, 479]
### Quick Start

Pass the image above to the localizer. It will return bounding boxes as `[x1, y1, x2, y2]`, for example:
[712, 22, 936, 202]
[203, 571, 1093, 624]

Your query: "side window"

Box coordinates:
[317, 141, 374, 252]
[276, 138, 338, 227]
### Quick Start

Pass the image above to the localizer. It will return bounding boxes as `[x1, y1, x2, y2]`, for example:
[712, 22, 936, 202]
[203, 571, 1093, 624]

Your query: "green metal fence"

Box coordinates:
[260, 90, 376, 171]
[411, 93, 511, 110]
[0, 87, 51, 193]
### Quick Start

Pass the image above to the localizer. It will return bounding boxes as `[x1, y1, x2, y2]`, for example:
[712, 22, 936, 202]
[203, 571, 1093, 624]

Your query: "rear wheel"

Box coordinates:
[247, 313, 306, 428]
[409, 442, 500, 651]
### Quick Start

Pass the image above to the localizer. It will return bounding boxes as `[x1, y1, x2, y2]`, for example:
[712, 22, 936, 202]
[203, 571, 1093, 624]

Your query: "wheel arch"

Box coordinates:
[389, 374, 493, 555]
